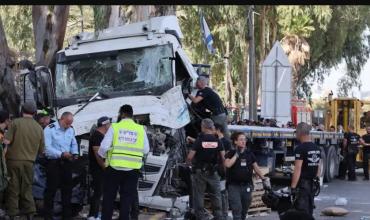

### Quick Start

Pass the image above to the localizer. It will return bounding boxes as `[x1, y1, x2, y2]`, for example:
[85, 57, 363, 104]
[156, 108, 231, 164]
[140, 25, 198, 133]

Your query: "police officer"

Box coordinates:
[343, 125, 361, 181]
[224, 132, 268, 220]
[360, 126, 370, 180]
[186, 118, 225, 220]
[98, 104, 149, 220]
[188, 75, 229, 138]
[291, 122, 321, 216]
[43, 111, 79, 220]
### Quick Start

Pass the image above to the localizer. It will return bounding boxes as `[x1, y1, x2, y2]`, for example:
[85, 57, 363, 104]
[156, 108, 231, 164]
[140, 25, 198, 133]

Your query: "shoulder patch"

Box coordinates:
[48, 124, 55, 128]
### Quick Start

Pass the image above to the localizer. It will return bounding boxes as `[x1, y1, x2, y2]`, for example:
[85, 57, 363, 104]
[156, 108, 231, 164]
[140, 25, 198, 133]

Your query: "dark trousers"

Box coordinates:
[130, 191, 139, 219]
[101, 167, 139, 220]
[347, 151, 357, 180]
[89, 169, 104, 218]
[363, 149, 370, 179]
[227, 183, 252, 220]
[191, 170, 223, 220]
[294, 179, 314, 216]
[43, 159, 73, 220]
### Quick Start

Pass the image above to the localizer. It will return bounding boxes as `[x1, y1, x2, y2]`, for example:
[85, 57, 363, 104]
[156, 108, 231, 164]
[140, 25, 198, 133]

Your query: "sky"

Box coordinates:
[311, 58, 370, 100]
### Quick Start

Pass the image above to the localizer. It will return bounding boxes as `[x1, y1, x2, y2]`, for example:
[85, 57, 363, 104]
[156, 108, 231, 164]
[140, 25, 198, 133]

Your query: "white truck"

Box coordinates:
[23, 16, 200, 216]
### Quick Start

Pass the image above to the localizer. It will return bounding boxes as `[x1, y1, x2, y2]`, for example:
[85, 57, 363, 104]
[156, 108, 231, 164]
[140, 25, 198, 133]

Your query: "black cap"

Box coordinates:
[97, 116, 112, 127]
[22, 102, 37, 114]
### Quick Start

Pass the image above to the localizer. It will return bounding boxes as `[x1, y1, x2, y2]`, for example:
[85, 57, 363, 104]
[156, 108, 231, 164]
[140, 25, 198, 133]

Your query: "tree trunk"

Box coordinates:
[93, 5, 111, 31]
[256, 6, 267, 105]
[109, 5, 123, 27]
[0, 16, 20, 116]
[32, 5, 69, 73]
[224, 41, 236, 107]
[129, 5, 176, 23]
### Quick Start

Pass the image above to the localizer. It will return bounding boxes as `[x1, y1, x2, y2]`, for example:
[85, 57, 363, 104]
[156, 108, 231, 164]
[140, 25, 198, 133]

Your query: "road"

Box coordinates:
[137, 170, 370, 220]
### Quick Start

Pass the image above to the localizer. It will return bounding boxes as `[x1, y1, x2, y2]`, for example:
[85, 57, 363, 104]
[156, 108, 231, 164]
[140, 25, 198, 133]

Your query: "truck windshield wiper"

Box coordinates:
[73, 91, 109, 116]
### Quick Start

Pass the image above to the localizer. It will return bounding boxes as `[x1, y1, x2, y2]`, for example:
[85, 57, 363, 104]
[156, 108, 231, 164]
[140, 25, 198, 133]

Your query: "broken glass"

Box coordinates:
[55, 45, 173, 99]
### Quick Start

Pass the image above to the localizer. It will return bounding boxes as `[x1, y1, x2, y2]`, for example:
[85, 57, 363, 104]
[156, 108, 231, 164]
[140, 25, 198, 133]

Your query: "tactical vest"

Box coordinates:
[107, 119, 145, 169]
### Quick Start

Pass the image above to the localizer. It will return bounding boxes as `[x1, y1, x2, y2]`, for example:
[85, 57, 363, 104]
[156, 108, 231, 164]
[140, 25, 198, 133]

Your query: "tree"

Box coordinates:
[0, 15, 20, 115]
[277, 6, 332, 98]
[298, 6, 370, 99]
[32, 5, 70, 72]
[0, 6, 34, 60]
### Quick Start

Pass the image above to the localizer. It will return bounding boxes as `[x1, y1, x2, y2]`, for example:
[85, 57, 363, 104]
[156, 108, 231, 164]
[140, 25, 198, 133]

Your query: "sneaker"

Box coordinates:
[87, 217, 96, 220]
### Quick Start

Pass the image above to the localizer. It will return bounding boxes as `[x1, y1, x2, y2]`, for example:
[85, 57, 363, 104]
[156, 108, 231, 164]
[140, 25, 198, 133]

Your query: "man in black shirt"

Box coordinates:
[186, 118, 225, 220]
[360, 126, 370, 180]
[188, 75, 229, 138]
[291, 122, 321, 216]
[343, 125, 361, 181]
[87, 116, 111, 220]
[215, 123, 232, 220]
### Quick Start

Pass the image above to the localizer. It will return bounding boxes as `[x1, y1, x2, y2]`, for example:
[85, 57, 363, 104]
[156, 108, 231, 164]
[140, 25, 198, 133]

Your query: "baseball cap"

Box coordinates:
[97, 116, 112, 127]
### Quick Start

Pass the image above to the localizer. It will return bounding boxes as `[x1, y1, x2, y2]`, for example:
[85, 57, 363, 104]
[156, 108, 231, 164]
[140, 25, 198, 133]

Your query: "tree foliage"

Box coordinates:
[0, 6, 34, 60]
[1, 5, 370, 108]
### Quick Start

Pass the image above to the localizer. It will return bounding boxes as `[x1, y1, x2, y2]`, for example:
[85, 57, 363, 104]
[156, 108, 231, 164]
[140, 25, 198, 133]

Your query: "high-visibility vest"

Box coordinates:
[107, 119, 145, 169]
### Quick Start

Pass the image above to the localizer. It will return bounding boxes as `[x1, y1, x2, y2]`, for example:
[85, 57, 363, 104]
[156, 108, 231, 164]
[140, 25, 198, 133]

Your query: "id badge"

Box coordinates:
[241, 159, 247, 167]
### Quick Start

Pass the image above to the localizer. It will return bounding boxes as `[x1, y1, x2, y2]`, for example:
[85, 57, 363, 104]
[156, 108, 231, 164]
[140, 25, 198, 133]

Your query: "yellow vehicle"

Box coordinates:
[325, 98, 370, 166]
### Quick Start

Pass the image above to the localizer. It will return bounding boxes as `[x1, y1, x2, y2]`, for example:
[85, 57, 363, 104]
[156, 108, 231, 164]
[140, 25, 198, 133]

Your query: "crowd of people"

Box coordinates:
[0, 73, 361, 220]
[0, 103, 147, 220]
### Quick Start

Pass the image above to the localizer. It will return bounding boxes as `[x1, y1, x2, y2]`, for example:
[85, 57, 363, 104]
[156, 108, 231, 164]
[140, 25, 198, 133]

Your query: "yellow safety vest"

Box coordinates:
[107, 119, 145, 169]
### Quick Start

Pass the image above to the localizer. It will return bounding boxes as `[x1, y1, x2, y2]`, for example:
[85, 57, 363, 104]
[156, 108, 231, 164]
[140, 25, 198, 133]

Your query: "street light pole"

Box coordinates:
[248, 5, 257, 121]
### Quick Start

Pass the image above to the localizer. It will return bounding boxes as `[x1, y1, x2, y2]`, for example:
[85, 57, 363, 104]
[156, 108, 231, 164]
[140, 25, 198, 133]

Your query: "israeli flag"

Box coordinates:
[200, 15, 215, 54]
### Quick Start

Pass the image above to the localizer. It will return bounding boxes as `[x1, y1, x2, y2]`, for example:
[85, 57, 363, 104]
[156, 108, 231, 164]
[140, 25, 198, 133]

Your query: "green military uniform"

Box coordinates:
[4, 117, 44, 216]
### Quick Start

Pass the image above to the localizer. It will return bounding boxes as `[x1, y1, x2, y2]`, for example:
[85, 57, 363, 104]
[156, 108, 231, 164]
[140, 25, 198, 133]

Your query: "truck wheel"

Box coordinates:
[324, 146, 339, 182]
[320, 146, 327, 183]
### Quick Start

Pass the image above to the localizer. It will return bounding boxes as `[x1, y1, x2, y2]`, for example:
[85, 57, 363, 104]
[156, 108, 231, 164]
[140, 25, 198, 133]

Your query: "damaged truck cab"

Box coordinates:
[26, 16, 199, 214]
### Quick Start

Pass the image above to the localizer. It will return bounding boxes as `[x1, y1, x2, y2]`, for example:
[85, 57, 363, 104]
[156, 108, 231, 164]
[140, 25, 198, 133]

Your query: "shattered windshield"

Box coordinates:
[56, 45, 173, 99]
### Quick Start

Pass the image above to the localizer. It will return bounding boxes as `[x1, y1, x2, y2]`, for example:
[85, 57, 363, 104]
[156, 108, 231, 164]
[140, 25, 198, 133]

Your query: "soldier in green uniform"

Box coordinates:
[3, 102, 44, 220]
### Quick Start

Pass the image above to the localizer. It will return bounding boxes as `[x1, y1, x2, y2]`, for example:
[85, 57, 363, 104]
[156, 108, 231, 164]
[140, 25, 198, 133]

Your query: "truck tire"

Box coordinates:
[320, 146, 327, 183]
[324, 145, 339, 182]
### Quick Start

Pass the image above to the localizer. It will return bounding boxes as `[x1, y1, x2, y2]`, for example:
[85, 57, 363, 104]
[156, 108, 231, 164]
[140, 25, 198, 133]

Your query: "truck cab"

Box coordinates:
[22, 16, 202, 215]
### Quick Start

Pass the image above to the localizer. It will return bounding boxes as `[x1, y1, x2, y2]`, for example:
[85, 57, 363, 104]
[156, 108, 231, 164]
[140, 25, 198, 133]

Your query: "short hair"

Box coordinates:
[119, 104, 133, 118]
[197, 75, 209, 85]
[201, 118, 214, 130]
[231, 131, 245, 143]
[214, 123, 225, 133]
[296, 122, 311, 136]
[0, 110, 9, 123]
[61, 112, 73, 119]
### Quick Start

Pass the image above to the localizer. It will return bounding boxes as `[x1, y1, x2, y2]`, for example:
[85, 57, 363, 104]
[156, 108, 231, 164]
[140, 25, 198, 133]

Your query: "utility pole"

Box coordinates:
[248, 5, 257, 121]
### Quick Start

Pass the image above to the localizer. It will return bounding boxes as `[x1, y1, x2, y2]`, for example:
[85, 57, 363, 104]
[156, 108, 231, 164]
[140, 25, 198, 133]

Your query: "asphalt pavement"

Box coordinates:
[247, 169, 370, 220]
